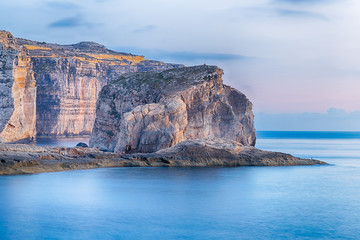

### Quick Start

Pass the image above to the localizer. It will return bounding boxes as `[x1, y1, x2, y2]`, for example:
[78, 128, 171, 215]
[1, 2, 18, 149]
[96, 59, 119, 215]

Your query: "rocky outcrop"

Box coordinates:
[0, 140, 326, 175]
[127, 138, 326, 166]
[0, 31, 36, 143]
[0, 30, 183, 141]
[90, 65, 256, 153]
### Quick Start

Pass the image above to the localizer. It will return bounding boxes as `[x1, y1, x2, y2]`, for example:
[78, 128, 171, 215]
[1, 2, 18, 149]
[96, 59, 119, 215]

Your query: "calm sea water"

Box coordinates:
[1, 132, 360, 240]
[36, 137, 90, 148]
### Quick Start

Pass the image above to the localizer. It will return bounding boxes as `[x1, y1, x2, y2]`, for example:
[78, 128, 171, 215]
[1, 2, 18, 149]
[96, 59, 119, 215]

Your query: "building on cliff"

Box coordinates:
[0, 30, 183, 142]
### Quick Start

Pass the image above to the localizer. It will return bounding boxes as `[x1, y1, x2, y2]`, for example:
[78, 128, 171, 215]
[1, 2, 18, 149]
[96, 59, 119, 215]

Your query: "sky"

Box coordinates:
[1, 0, 360, 130]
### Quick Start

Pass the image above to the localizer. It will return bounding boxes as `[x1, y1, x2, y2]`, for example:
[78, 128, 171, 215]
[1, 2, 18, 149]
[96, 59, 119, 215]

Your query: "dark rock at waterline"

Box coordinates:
[76, 142, 89, 148]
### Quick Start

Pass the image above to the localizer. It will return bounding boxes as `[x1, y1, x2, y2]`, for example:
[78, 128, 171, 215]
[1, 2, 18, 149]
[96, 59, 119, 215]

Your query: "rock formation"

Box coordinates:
[0, 141, 326, 175]
[128, 138, 325, 167]
[17, 38, 183, 137]
[0, 30, 183, 141]
[0, 31, 36, 143]
[90, 65, 256, 153]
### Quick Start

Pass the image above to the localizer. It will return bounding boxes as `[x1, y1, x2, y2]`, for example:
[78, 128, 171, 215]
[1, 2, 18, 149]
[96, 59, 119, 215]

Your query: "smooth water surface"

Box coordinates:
[36, 137, 90, 148]
[1, 132, 360, 239]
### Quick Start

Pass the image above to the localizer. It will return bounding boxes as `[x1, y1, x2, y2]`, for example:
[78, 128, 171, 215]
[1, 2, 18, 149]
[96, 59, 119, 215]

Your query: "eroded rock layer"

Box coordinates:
[90, 65, 256, 153]
[0, 31, 36, 142]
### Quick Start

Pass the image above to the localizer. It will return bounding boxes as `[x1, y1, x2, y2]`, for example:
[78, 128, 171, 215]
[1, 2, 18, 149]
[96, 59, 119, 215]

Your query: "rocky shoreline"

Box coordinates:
[0, 138, 327, 175]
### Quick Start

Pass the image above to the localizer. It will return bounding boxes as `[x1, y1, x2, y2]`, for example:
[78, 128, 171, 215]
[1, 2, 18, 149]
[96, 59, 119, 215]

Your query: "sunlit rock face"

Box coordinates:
[15, 39, 183, 137]
[90, 65, 256, 153]
[0, 30, 183, 141]
[0, 31, 36, 142]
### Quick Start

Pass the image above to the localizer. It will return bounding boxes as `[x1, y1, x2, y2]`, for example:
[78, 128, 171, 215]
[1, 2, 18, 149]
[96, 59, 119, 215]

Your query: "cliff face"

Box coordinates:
[0, 31, 36, 142]
[0, 30, 183, 142]
[16, 39, 183, 137]
[90, 65, 256, 153]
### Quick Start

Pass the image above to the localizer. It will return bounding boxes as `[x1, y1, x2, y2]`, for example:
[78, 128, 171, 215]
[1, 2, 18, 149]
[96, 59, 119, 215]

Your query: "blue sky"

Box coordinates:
[1, 0, 360, 130]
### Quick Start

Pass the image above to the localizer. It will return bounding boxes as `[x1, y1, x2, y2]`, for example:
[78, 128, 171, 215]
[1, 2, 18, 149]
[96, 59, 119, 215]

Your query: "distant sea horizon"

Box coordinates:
[257, 130, 360, 140]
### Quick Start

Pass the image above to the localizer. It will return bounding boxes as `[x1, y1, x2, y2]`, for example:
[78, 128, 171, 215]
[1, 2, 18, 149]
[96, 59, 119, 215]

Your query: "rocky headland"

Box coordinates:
[0, 31, 327, 175]
[90, 65, 256, 153]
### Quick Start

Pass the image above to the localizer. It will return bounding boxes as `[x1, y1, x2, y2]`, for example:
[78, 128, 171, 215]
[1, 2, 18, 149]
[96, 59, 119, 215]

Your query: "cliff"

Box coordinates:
[16, 38, 183, 137]
[90, 65, 256, 153]
[0, 31, 37, 142]
[0, 30, 183, 142]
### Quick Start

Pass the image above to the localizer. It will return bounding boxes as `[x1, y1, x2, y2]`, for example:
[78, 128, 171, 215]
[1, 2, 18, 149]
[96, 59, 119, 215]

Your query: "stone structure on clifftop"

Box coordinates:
[90, 65, 256, 153]
[0, 30, 183, 142]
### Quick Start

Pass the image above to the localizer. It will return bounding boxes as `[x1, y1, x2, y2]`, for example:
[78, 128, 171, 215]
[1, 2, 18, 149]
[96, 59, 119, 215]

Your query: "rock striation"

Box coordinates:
[90, 65, 256, 153]
[0, 31, 36, 143]
[0, 30, 183, 142]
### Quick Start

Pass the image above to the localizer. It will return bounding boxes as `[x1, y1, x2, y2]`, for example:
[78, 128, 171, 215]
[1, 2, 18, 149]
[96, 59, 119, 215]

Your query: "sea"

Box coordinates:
[1, 131, 360, 240]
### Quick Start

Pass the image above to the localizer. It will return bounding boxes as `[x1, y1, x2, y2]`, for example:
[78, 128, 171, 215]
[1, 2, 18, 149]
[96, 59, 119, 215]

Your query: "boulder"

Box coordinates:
[76, 142, 89, 148]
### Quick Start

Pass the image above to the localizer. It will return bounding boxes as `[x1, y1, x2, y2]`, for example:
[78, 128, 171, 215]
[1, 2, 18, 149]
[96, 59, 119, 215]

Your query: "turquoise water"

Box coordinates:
[1, 132, 360, 239]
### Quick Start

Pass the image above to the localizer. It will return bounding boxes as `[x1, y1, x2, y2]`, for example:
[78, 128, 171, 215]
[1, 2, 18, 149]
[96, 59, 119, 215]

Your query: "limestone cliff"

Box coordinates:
[0, 31, 36, 142]
[90, 65, 256, 153]
[16, 38, 183, 137]
[0, 30, 183, 142]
